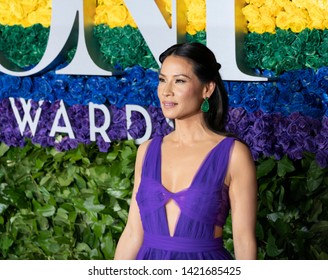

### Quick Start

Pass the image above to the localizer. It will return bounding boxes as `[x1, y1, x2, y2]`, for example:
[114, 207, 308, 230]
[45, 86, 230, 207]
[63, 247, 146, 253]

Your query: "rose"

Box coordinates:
[316, 150, 328, 168]
[0, 74, 21, 98]
[125, 65, 146, 86]
[108, 107, 127, 140]
[54, 136, 79, 152]
[277, 71, 302, 94]
[30, 76, 53, 101]
[94, 25, 157, 69]
[186, 0, 206, 34]
[96, 135, 111, 153]
[287, 144, 304, 160]
[227, 82, 245, 107]
[127, 111, 146, 139]
[303, 28, 322, 55]
[243, 96, 260, 113]
[317, 67, 328, 92]
[260, 88, 277, 113]
[18, 77, 33, 99]
[148, 106, 173, 137]
[68, 105, 91, 143]
[66, 76, 87, 105]
[85, 76, 109, 104]
[315, 134, 328, 150]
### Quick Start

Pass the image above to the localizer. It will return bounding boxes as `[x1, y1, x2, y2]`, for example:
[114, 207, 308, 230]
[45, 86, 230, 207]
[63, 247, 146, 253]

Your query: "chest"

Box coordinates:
[160, 144, 214, 193]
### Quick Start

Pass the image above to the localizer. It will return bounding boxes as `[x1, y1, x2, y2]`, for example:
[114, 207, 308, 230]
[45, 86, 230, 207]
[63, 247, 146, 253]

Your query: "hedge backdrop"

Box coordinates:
[0, 0, 327, 260]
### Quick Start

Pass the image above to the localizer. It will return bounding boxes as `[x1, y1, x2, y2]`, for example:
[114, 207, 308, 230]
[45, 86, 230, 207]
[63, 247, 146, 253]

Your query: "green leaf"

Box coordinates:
[106, 147, 119, 161]
[0, 142, 10, 157]
[277, 156, 295, 177]
[255, 221, 264, 240]
[267, 212, 284, 222]
[57, 174, 74, 187]
[0, 203, 8, 214]
[256, 158, 276, 179]
[265, 190, 274, 211]
[37, 205, 56, 217]
[101, 233, 114, 259]
[308, 201, 322, 222]
[83, 196, 105, 213]
[74, 174, 87, 189]
[310, 221, 328, 233]
[306, 160, 324, 192]
[0, 234, 14, 254]
[266, 231, 283, 257]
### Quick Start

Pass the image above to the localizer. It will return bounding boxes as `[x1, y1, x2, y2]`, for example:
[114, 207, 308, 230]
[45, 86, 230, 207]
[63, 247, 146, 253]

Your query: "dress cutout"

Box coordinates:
[136, 136, 235, 260]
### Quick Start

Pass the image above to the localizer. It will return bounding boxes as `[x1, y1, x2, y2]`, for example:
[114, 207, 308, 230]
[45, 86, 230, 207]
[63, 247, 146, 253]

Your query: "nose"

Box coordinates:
[160, 81, 174, 97]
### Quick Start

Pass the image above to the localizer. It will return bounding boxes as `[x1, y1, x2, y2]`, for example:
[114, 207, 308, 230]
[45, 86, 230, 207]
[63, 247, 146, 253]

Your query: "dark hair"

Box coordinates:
[159, 42, 228, 134]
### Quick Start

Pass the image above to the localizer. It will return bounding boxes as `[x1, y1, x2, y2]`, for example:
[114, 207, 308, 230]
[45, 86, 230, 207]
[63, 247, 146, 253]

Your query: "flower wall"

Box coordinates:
[0, 0, 327, 259]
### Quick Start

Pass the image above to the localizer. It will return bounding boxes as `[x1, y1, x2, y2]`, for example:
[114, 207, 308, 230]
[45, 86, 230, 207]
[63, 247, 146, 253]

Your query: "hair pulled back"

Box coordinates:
[159, 42, 228, 133]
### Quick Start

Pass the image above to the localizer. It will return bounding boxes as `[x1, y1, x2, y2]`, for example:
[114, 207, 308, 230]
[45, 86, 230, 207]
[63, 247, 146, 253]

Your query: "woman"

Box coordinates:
[114, 42, 257, 260]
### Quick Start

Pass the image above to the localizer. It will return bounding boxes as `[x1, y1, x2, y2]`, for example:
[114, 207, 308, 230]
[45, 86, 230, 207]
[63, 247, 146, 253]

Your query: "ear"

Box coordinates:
[202, 81, 216, 99]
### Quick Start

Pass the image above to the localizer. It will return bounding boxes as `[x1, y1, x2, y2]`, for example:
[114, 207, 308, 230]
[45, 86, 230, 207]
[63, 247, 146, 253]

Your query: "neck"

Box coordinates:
[170, 114, 213, 144]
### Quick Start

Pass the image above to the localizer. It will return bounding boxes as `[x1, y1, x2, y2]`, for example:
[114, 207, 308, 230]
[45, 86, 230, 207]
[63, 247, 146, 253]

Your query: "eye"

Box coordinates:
[175, 79, 186, 84]
[158, 77, 165, 83]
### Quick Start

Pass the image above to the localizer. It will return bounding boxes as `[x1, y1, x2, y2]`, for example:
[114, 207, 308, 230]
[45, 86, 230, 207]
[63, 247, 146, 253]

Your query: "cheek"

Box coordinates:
[157, 84, 163, 96]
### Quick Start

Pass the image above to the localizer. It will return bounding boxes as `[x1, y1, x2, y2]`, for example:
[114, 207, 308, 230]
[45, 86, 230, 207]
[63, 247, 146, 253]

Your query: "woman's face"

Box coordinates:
[158, 55, 208, 120]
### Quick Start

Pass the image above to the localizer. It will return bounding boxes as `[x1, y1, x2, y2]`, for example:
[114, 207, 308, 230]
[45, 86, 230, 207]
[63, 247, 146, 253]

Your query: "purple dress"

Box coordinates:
[136, 136, 234, 260]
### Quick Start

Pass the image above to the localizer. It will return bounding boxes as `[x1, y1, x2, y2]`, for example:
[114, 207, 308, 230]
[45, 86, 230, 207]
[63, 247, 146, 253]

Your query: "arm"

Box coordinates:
[114, 141, 149, 260]
[227, 140, 257, 260]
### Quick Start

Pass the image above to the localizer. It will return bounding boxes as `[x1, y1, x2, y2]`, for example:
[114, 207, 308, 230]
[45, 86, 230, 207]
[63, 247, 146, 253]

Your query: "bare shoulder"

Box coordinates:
[137, 139, 151, 155]
[135, 139, 152, 166]
[230, 139, 254, 164]
[226, 139, 256, 185]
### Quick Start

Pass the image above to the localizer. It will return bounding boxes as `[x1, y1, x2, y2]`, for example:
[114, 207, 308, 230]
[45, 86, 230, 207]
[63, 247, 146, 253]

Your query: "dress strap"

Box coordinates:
[143, 232, 223, 253]
[193, 137, 236, 188]
[141, 136, 163, 180]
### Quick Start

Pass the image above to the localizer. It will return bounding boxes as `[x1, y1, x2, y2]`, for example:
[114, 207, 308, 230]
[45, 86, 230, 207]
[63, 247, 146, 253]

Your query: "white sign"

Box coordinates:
[0, 0, 267, 81]
[9, 98, 154, 145]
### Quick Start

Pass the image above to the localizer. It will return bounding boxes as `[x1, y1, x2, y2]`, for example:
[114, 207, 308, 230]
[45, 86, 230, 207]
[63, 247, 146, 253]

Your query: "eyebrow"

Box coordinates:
[159, 73, 191, 79]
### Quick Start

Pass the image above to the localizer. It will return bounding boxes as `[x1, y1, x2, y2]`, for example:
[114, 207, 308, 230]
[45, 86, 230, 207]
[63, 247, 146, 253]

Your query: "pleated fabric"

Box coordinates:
[136, 136, 235, 260]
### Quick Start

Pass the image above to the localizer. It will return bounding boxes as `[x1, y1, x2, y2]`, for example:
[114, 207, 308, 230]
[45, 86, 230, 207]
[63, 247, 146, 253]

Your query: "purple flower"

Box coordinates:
[287, 145, 303, 160]
[127, 111, 146, 139]
[316, 150, 328, 168]
[315, 134, 328, 150]
[96, 135, 111, 152]
[54, 136, 79, 151]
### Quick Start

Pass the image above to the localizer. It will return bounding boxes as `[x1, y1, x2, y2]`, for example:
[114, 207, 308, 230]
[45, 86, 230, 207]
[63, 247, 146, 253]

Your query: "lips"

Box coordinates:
[162, 101, 177, 108]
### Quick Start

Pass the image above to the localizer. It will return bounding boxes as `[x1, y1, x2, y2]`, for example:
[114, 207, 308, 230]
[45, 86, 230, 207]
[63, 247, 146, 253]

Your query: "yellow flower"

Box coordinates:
[245, 0, 266, 7]
[263, 0, 283, 15]
[186, 0, 205, 34]
[154, 0, 172, 27]
[162, 0, 172, 15]
[258, 6, 276, 33]
[242, 4, 261, 24]
[276, 4, 309, 33]
[95, 0, 136, 28]
[26, 5, 51, 27]
[0, 0, 51, 27]
[307, 6, 325, 29]
[274, 0, 292, 9]
[275, 11, 289, 30]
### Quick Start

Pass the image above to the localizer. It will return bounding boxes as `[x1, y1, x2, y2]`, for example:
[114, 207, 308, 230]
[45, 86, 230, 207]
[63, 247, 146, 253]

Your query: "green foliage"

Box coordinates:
[0, 141, 327, 259]
[224, 154, 328, 260]
[0, 140, 136, 259]
[254, 154, 328, 259]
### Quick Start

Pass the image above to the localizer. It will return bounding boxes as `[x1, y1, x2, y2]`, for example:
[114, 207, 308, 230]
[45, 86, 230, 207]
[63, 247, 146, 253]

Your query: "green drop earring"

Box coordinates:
[201, 97, 209, 113]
